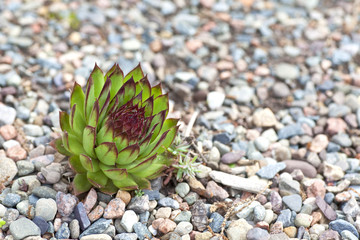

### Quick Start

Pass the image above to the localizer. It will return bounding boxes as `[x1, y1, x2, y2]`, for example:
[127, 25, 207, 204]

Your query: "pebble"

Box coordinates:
[127, 195, 150, 213]
[115, 233, 138, 240]
[70, 219, 80, 239]
[329, 219, 359, 238]
[175, 182, 190, 198]
[74, 202, 91, 231]
[120, 210, 138, 232]
[209, 212, 223, 233]
[253, 108, 277, 127]
[221, 151, 245, 164]
[32, 186, 57, 199]
[56, 192, 78, 217]
[35, 198, 57, 221]
[0, 156, 17, 186]
[103, 198, 126, 219]
[158, 197, 180, 209]
[133, 222, 152, 240]
[9, 217, 41, 240]
[226, 218, 253, 240]
[315, 196, 337, 221]
[256, 162, 286, 179]
[283, 160, 317, 178]
[79, 218, 112, 238]
[174, 222, 193, 236]
[55, 222, 71, 239]
[210, 170, 269, 194]
[207, 91, 225, 110]
[246, 227, 270, 240]
[0, 105, 16, 125]
[278, 124, 303, 139]
[282, 194, 302, 212]
[275, 63, 299, 80]
[2, 193, 21, 207]
[81, 234, 112, 240]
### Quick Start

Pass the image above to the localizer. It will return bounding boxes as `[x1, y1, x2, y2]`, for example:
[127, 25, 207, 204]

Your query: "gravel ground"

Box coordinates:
[1, 0, 360, 239]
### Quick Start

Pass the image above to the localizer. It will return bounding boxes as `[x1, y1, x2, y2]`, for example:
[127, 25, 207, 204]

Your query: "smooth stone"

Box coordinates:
[329, 219, 359, 238]
[158, 197, 179, 209]
[315, 196, 337, 221]
[208, 212, 223, 233]
[2, 193, 21, 207]
[283, 194, 302, 212]
[278, 124, 303, 139]
[221, 151, 245, 164]
[246, 227, 270, 240]
[35, 198, 57, 221]
[32, 216, 48, 235]
[341, 230, 358, 240]
[9, 217, 41, 240]
[115, 233, 138, 240]
[207, 91, 225, 110]
[0, 105, 16, 125]
[0, 156, 18, 186]
[256, 162, 286, 179]
[283, 160, 317, 178]
[55, 222, 70, 239]
[209, 170, 268, 194]
[79, 218, 112, 238]
[275, 63, 299, 80]
[32, 186, 57, 199]
[120, 210, 139, 232]
[133, 222, 152, 240]
[175, 183, 190, 198]
[74, 202, 91, 231]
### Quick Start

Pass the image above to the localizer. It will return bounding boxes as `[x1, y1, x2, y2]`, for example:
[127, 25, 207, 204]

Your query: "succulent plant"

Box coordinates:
[52, 63, 179, 194]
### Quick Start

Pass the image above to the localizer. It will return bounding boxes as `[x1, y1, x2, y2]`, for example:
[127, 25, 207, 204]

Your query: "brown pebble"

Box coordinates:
[270, 221, 283, 234]
[284, 226, 297, 238]
[310, 211, 323, 226]
[83, 188, 97, 214]
[283, 160, 317, 178]
[334, 191, 352, 202]
[88, 205, 104, 222]
[6, 145, 27, 161]
[315, 196, 337, 221]
[0, 125, 17, 140]
[116, 190, 131, 205]
[307, 181, 326, 198]
[103, 198, 125, 219]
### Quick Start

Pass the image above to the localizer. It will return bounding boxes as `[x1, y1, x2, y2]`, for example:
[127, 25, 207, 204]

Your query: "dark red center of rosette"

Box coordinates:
[109, 103, 147, 141]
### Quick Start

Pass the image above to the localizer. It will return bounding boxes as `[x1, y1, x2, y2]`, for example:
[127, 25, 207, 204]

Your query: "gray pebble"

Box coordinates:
[2, 193, 21, 207]
[158, 197, 179, 209]
[283, 194, 302, 212]
[9, 217, 41, 240]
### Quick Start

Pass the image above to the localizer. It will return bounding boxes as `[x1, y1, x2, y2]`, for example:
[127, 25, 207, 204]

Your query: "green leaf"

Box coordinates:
[63, 132, 85, 155]
[91, 63, 105, 98]
[153, 93, 169, 116]
[113, 176, 138, 190]
[98, 93, 110, 126]
[116, 77, 136, 107]
[142, 96, 153, 117]
[124, 63, 144, 83]
[105, 63, 117, 78]
[114, 133, 129, 152]
[50, 137, 71, 156]
[151, 83, 162, 98]
[146, 110, 166, 139]
[116, 144, 140, 165]
[88, 100, 99, 128]
[59, 111, 71, 133]
[79, 154, 99, 172]
[99, 163, 128, 181]
[138, 76, 151, 101]
[87, 171, 108, 188]
[156, 125, 179, 154]
[130, 174, 151, 189]
[132, 163, 166, 179]
[98, 78, 111, 111]
[95, 142, 117, 165]
[69, 155, 86, 173]
[85, 76, 95, 121]
[138, 129, 170, 158]
[0, 219, 6, 228]
[83, 126, 96, 158]
[97, 123, 114, 144]
[153, 118, 179, 142]
[99, 180, 118, 195]
[70, 104, 86, 139]
[73, 173, 92, 195]
[127, 155, 157, 174]
[109, 64, 124, 100]
[70, 82, 85, 119]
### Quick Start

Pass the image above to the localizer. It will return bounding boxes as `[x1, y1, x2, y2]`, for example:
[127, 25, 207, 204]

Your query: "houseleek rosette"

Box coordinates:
[52, 63, 179, 194]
